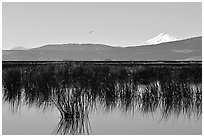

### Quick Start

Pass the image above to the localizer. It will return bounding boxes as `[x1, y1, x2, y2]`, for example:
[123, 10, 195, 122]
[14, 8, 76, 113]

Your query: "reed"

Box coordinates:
[2, 62, 202, 134]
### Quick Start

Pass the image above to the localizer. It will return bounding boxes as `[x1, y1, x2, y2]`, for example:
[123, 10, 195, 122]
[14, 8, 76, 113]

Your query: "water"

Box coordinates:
[2, 62, 202, 135]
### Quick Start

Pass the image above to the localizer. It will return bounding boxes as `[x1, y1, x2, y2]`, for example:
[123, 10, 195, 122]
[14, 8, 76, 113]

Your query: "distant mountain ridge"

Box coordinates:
[31, 43, 117, 51]
[3, 36, 202, 61]
[10, 46, 27, 50]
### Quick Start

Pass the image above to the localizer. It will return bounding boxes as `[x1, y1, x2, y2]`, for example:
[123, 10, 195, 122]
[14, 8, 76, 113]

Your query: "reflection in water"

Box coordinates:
[2, 62, 202, 135]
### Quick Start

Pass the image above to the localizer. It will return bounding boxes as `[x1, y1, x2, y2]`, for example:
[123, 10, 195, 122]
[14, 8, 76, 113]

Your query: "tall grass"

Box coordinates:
[2, 62, 202, 134]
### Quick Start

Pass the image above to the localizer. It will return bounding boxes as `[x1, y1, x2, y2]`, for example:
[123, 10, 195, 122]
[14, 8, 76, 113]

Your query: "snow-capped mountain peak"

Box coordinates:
[143, 32, 178, 45]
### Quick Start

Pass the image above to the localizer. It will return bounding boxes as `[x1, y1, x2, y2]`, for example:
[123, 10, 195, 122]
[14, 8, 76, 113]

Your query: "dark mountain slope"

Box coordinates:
[2, 36, 202, 61]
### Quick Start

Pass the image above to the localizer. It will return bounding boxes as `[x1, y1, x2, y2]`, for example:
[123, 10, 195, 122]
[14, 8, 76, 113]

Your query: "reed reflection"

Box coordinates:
[2, 63, 202, 135]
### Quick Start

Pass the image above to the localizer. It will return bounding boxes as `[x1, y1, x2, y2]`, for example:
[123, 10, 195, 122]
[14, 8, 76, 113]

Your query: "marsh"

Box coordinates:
[2, 62, 202, 135]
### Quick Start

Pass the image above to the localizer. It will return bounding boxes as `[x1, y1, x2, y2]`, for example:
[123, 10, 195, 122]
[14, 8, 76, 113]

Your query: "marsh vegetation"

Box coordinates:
[2, 62, 202, 135]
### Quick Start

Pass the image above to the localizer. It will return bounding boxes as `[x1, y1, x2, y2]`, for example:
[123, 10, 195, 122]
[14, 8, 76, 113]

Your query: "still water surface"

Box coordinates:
[2, 63, 202, 135]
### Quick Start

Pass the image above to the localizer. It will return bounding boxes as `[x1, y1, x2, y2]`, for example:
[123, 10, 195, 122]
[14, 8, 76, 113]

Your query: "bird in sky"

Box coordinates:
[89, 30, 93, 34]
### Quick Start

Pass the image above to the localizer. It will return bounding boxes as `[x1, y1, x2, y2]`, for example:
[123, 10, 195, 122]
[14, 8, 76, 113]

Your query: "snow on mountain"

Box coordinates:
[143, 32, 178, 45]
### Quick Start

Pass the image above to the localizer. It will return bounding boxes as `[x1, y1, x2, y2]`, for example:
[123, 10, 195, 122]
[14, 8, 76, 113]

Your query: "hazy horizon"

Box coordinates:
[3, 2, 202, 50]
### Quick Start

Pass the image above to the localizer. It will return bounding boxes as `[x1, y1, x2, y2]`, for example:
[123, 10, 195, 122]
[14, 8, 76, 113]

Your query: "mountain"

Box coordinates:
[2, 36, 202, 61]
[143, 33, 178, 45]
[31, 43, 116, 51]
[10, 46, 27, 50]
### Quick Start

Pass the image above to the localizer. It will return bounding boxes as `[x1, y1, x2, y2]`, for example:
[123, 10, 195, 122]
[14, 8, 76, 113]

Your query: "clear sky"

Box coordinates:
[2, 2, 202, 50]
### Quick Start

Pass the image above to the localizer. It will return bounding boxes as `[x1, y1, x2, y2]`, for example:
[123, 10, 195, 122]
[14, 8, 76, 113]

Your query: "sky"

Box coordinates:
[2, 2, 202, 50]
